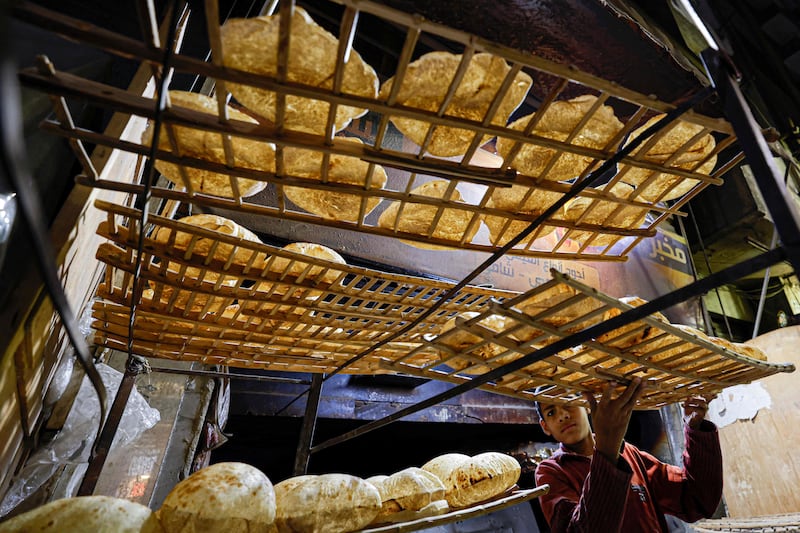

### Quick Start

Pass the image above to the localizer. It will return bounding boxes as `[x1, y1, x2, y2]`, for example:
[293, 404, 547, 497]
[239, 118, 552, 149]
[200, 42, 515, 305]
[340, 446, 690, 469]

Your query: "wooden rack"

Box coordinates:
[15, 0, 740, 261]
[91, 202, 794, 409]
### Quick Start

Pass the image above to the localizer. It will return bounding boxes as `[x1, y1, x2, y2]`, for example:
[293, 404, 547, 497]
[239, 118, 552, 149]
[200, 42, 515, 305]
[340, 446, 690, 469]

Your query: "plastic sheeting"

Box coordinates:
[0, 363, 160, 516]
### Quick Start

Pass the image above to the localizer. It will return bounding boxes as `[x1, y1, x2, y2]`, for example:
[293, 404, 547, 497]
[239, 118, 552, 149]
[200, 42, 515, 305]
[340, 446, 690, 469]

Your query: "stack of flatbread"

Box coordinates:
[619, 114, 717, 201]
[421, 452, 521, 508]
[149, 214, 265, 313]
[366, 467, 448, 525]
[481, 185, 561, 247]
[436, 312, 521, 374]
[379, 52, 532, 156]
[156, 462, 276, 533]
[273, 473, 381, 532]
[0, 496, 162, 533]
[496, 95, 624, 182]
[141, 91, 274, 198]
[283, 137, 388, 221]
[377, 180, 480, 250]
[561, 181, 648, 247]
[220, 7, 378, 135]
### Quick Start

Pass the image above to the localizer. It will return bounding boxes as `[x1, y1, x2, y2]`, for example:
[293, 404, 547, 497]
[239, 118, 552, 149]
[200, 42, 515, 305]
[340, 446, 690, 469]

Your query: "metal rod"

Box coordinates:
[752, 227, 779, 338]
[148, 366, 311, 384]
[293, 373, 324, 476]
[701, 48, 800, 273]
[310, 246, 788, 453]
[77, 355, 146, 496]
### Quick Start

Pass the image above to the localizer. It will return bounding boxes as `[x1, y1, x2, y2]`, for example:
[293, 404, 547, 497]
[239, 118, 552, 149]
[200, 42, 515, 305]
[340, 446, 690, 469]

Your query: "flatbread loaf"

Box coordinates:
[517, 283, 604, 335]
[709, 337, 768, 362]
[283, 138, 388, 221]
[141, 91, 273, 198]
[220, 7, 378, 135]
[377, 180, 479, 250]
[482, 186, 560, 247]
[154, 213, 267, 268]
[367, 467, 447, 523]
[267, 242, 346, 289]
[0, 496, 162, 533]
[379, 52, 532, 156]
[157, 462, 276, 533]
[596, 296, 668, 349]
[620, 114, 717, 201]
[437, 312, 519, 374]
[274, 473, 381, 533]
[496, 95, 624, 182]
[422, 452, 520, 508]
[562, 182, 648, 247]
[148, 271, 238, 314]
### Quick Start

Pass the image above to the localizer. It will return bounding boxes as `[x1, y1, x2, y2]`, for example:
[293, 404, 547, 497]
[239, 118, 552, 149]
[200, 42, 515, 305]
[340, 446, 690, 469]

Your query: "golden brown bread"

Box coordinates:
[0, 496, 163, 533]
[619, 114, 717, 201]
[437, 312, 520, 374]
[157, 462, 276, 533]
[377, 180, 480, 250]
[283, 138, 388, 221]
[273, 474, 381, 533]
[562, 182, 648, 247]
[379, 52, 531, 156]
[220, 7, 378, 135]
[366, 466, 447, 523]
[496, 95, 624, 182]
[596, 296, 668, 349]
[154, 213, 267, 268]
[421, 452, 520, 508]
[140, 91, 273, 198]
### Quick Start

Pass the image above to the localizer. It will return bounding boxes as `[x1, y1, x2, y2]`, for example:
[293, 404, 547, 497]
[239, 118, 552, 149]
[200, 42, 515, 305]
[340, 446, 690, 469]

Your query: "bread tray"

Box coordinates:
[91, 201, 794, 408]
[358, 485, 550, 533]
[16, 0, 741, 261]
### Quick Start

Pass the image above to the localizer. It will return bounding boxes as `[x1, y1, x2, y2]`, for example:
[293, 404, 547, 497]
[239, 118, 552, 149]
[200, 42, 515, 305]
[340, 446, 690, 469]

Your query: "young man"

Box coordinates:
[534, 377, 723, 532]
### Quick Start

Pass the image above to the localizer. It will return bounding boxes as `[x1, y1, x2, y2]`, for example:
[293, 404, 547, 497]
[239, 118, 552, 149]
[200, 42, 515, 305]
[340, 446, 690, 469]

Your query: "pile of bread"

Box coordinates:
[0, 454, 521, 533]
[138, 212, 346, 318]
[431, 285, 768, 386]
[140, 6, 719, 251]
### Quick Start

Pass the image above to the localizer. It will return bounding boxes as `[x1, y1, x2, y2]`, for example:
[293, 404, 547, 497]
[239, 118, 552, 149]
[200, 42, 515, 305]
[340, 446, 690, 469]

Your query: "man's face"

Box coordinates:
[538, 403, 592, 446]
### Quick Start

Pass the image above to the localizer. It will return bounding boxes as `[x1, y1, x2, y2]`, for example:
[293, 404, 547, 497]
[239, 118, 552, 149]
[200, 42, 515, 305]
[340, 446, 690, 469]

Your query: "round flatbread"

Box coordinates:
[596, 296, 668, 349]
[0, 496, 162, 533]
[378, 180, 479, 250]
[274, 474, 381, 533]
[154, 214, 266, 268]
[379, 52, 532, 156]
[620, 114, 717, 201]
[157, 462, 276, 533]
[496, 95, 624, 182]
[283, 137, 388, 221]
[141, 91, 273, 198]
[422, 452, 520, 508]
[437, 312, 518, 374]
[367, 466, 446, 522]
[562, 182, 648, 247]
[220, 7, 378, 135]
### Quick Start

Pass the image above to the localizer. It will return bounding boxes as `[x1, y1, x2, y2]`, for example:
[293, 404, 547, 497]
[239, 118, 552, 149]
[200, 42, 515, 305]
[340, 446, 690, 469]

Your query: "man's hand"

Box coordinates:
[584, 377, 647, 463]
[682, 395, 714, 430]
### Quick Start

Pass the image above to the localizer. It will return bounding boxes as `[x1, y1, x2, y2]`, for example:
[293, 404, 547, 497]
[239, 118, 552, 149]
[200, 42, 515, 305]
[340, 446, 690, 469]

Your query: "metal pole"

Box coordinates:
[292, 373, 324, 475]
[752, 228, 780, 338]
[77, 355, 147, 496]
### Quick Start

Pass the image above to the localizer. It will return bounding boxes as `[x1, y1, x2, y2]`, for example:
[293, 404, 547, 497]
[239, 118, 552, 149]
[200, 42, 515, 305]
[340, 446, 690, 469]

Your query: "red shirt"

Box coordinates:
[534, 420, 723, 532]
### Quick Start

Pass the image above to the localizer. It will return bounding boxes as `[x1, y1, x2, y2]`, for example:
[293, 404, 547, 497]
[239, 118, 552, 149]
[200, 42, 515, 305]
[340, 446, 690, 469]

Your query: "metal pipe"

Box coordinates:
[293, 373, 324, 476]
[148, 366, 310, 384]
[752, 228, 780, 338]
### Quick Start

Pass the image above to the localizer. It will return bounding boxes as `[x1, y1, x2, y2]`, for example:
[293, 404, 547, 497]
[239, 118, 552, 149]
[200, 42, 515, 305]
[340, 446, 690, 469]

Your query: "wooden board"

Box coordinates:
[718, 325, 800, 517]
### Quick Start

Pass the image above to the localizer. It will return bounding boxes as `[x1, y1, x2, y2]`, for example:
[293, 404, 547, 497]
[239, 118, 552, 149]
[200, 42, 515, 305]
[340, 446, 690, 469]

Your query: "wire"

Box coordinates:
[0, 5, 107, 443]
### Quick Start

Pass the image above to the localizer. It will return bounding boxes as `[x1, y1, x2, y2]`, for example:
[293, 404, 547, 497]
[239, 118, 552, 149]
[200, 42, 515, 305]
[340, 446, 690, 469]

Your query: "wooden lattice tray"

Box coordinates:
[91, 202, 794, 408]
[17, 0, 740, 260]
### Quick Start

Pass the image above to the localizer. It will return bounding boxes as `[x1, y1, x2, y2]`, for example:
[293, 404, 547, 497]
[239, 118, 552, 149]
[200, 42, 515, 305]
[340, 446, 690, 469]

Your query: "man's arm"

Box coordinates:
[535, 451, 633, 532]
[647, 396, 724, 522]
